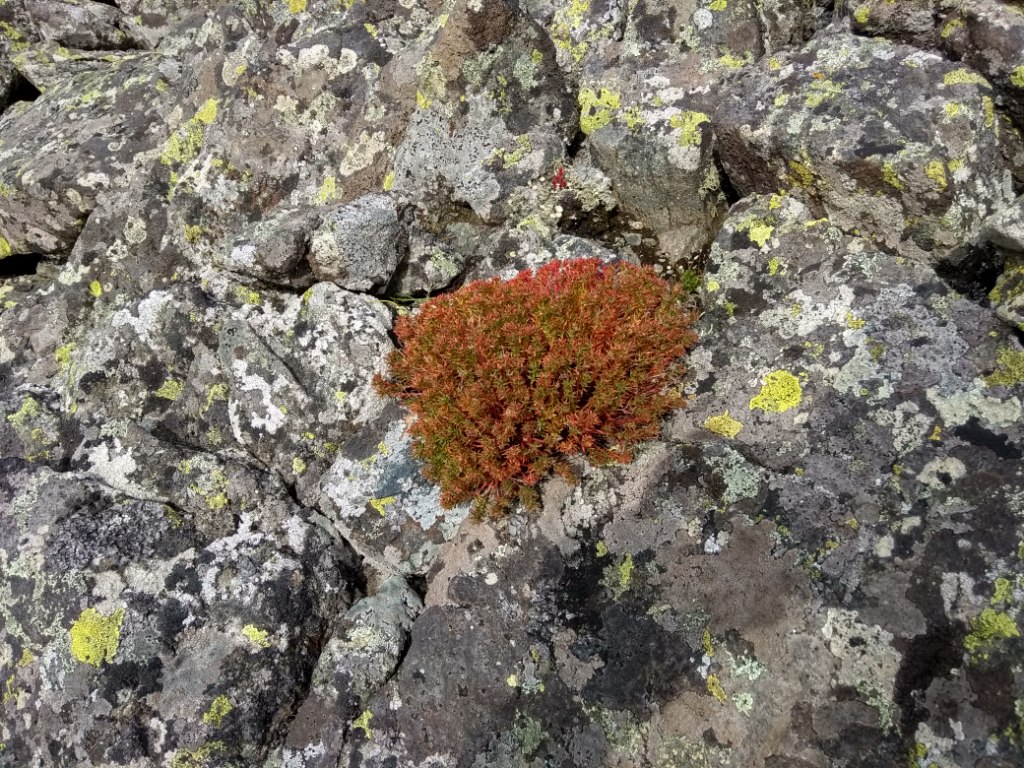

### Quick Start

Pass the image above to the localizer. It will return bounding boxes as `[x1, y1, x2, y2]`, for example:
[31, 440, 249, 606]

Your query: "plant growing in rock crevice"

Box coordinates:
[373, 258, 698, 517]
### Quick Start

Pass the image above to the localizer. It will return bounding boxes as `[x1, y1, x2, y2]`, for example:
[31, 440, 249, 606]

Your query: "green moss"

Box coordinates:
[69, 607, 125, 667]
[749, 370, 803, 413]
[202, 695, 233, 727]
[578, 88, 621, 135]
[964, 608, 1019, 659]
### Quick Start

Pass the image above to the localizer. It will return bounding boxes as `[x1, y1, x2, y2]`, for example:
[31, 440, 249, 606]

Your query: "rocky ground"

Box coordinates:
[1, 1, 1023, 766]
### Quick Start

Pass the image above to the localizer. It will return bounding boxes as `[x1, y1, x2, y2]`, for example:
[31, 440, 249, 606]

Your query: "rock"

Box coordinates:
[0, 52, 182, 256]
[308, 195, 402, 292]
[852, 0, 1024, 133]
[273, 575, 422, 768]
[0, 459, 362, 766]
[983, 194, 1024, 331]
[0, 0, 140, 51]
[714, 31, 1019, 264]
[583, 61, 727, 266]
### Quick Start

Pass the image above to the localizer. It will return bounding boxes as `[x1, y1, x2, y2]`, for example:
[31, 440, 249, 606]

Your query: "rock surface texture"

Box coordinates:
[1, 1, 1023, 767]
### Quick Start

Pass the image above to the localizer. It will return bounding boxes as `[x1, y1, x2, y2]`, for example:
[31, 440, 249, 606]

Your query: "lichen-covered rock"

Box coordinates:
[320, 417, 470, 577]
[582, 62, 727, 265]
[714, 31, 1019, 264]
[272, 575, 422, 768]
[0, 51, 182, 256]
[852, 0, 1024, 132]
[0, 459, 362, 766]
[0, 0, 140, 52]
[308, 195, 402, 292]
[983, 194, 1024, 331]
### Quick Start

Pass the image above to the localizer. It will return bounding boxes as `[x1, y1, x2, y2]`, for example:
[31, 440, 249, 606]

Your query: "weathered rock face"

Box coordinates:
[2, 0, 1024, 767]
[714, 30, 1021, 265]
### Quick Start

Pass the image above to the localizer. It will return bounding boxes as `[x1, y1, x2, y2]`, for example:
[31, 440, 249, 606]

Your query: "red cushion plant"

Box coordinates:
[373, 258, 699, 518]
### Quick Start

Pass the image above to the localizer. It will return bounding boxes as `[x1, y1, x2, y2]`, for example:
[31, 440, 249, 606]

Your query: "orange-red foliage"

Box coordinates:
[373, 258, 699, 517]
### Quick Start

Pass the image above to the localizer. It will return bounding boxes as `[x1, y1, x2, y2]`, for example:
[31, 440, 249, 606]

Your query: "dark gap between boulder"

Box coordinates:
[0, 252, 45, 279]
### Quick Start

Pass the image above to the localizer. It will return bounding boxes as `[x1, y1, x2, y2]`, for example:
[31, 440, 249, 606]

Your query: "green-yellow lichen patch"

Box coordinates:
[882, 161, 905, 191]
[287, 0, 307, 13]
[383, 171, 395, 191]
[1011, 65, 1024, 88]
[156, 379, 184, 401]
[985, 347, 1024, 387]
[718, 52, 749, 70]
[353, 710, 373, 738]
[853, 5, 870, 23]
[669, 111, 709, 147]
[316, 176, 337, 205]
[749, 370, 803, 413]
[7, 396, 40, 428]
[171, 742, 226, 768]
[578, 88, 621, 135]
[202, 695, 233, 727]
[925, 159, 947, 190]
[368, 495, 397, 516]
[292, 457, 307, 475]
[943, 68, 990, 87]
[941, 17, 964, 38]
[706, 674, 728, 703]
[703, 411, 743, 438]
[747, 221, 773, 248]
[709, 0, 727, 10]
[0, 236, 11, 259]
[242, 624, 271, 648]
[89, 280, 103, 298]
[964, 608, 1019, 660]
[69, 607, 125, 667]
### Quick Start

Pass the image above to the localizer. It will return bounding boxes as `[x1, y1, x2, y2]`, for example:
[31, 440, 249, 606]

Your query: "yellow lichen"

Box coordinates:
[156, 379, 184, 401]
[0, 236, 11, 259]
[242, 624, 271, 648]
[292, 457, 307, 475]
[845, 312, 866, 330]
[882, 161, 905, 191]
[578, 88, 621, 135]
[749, 370, 803, 413]
[368, 495, 397, 516]
[7, 396, 40, 428]
[941, 17, 964, 38]
[747, 221, 773, 248]
[718, 52, 749, 70]
[383, 171, 395, 191]
[985, 347, 1024, 387]
[853, 5, 870, 24]
[69, 607, 125, 668]
[943, 68, 990, 87]
[669, 111, 709, 147]
[316, 176, 337, 205]
[1011, 65, 1024, 88]
[353, 710, 373, 738]
[964, 608, 1019, 660]
[202, 695, 233, 727]
[709, 0, 727, 10]
[703, 411, 743, 438]
[89, 280, 103, 297]
[287, 0, 307, 12]
[925, 159, 947, 190]
[706, 674, 728, 703]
